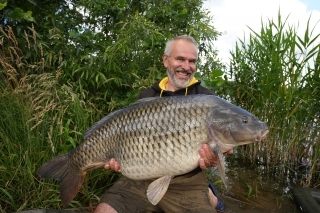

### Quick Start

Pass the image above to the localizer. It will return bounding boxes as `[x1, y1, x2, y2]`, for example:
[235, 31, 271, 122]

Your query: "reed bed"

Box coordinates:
[219, 13, 320, 187]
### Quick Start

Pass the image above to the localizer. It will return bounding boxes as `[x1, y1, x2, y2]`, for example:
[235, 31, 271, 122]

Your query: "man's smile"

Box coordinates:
[176, 70, 192, 77]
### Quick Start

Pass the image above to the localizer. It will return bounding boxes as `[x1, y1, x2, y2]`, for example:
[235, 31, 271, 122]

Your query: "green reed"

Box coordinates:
[220, 12, 320, 187]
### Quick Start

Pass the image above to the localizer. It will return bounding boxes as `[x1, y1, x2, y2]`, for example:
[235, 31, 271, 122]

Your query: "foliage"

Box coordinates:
[218, 12, 320, 187]
[0, 0, 35, 23]
[0, 32, 120, 211]
[1, 0, 222, 112]
[0, 20, 116, 212]
[0, 74, 124, 212]
[64, 0, 221, 110]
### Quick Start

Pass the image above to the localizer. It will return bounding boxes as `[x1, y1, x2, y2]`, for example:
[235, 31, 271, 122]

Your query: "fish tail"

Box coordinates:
[37, 153, 85, 206]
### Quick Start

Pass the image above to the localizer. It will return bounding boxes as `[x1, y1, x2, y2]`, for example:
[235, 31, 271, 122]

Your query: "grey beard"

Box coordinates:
[167, 69, 194, 89]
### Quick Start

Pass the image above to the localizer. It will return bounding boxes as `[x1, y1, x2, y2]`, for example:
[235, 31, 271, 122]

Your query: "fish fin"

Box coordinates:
[84, 97, 159, 139]
[215, 147, 227, 188]
[84, 111, 119, 139]
[60, 168, 86, 206]
[147, 175, 172, 205]
[37, 153, 85, 206]
[209, 142, 227, 188]
[37, 153, 70, 180]
[135, 97, 159, 103]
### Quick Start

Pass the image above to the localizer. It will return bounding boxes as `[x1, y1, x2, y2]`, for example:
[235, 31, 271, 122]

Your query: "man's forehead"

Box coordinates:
[170, 40, 198, 59]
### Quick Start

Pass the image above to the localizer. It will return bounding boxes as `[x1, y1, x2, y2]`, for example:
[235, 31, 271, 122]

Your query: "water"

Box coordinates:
[209, 157, 303, 213]
[221, 167, 300, 212]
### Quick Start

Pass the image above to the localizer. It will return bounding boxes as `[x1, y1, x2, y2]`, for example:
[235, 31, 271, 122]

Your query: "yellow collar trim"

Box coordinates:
[158, 77, 198, 90]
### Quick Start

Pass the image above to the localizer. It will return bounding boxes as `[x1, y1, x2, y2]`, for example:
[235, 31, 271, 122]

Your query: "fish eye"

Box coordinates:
[242, 116, 248, 123]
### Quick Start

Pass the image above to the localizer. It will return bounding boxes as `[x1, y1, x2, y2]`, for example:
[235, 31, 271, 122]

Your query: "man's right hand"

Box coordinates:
[104, 158, 121, 172]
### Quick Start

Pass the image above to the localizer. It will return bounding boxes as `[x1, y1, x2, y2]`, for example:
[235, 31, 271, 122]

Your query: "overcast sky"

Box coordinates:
[203, 0, 320, 64]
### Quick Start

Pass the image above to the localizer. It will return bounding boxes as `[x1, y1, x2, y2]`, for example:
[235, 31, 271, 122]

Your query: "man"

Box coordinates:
[94, 35, 232, 213]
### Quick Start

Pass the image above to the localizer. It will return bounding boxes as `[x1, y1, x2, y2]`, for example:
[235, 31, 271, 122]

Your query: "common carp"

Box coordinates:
[37, 95, 268, 206]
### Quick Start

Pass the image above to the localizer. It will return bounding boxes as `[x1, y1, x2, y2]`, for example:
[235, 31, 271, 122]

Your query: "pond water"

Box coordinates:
[209, 157, 303, 213]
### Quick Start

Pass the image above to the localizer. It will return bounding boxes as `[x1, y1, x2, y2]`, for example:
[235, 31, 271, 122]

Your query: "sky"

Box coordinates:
[203, 0, 320, 64]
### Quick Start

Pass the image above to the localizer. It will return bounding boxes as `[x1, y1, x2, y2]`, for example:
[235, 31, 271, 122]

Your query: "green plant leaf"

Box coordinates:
[0, 1, 7, 10]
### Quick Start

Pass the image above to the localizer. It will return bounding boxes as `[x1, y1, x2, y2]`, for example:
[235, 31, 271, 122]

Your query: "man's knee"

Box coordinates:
[94, 202, 118, 213]
[208, 187, 218, 208]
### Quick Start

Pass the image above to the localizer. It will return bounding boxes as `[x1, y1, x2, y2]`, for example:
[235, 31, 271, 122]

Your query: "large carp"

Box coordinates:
[37, 95, 268, 206]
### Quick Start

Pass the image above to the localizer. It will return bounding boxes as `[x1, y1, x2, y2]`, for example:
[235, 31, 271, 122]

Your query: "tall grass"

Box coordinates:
[220, 12, 320, 187]
[0, 27, 120, 212]
[0, 77, 121, 212]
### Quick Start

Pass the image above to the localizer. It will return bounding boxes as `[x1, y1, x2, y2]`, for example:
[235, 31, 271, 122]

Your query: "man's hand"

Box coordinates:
[104, 158, 121, 172]
[198, 143, 233, 170]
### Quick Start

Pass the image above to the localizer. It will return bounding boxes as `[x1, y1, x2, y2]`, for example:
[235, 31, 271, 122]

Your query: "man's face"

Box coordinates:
[163, 39, 197, 89]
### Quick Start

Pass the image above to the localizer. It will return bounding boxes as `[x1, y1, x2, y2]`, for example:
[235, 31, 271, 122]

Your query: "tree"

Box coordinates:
[1, 0, 222, 111]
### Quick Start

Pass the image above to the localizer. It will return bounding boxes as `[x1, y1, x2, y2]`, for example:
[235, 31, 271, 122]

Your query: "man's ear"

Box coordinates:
[162, 54, 169, 68]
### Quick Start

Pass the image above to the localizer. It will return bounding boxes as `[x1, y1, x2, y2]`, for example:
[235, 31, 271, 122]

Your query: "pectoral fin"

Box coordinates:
[216, 147, 227, 188]
[209, 143, 227, 188]
[147, 175, 172, 205]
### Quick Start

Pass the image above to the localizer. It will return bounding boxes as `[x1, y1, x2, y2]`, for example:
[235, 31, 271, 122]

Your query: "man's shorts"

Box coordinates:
[99, 171, 217, 213]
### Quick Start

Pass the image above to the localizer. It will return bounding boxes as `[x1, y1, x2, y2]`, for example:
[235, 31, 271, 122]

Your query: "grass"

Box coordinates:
[0, 74, 123, 212]
[0, 26, 120, 212]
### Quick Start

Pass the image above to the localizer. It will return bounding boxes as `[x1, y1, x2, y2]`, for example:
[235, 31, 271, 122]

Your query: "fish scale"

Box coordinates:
[37, 94, 268, 206]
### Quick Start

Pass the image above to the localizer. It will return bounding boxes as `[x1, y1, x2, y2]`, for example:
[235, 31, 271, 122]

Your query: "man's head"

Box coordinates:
[162, 35, 199, 91]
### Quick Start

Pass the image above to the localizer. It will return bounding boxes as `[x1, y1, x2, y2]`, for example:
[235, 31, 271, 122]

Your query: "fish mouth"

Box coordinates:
[256, 130, 269, 141]
[222, 130, 269, 150]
